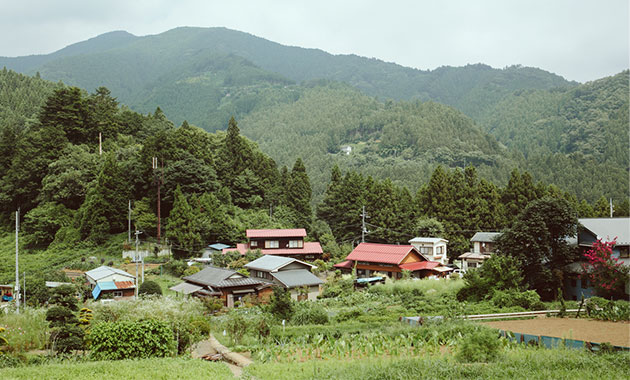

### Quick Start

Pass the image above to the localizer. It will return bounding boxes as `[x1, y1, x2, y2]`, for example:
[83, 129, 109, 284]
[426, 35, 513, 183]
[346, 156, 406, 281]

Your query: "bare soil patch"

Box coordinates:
[482, 318, 630, 347]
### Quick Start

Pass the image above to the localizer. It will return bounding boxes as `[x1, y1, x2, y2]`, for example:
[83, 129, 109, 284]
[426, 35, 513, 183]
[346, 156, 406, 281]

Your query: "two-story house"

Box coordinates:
[408, 237, 449, 265]
[222, 229, 323, 260]
[334, 242, 452, 279]
[458, 232, 501, 271]
[564, 217, 630, 300]
[245, 255, 323, 300]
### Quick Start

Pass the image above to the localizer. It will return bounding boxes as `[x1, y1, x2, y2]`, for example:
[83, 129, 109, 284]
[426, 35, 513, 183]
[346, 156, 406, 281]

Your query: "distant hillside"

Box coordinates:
[238, 82, 515, 201]
[0, 27, 574, 130]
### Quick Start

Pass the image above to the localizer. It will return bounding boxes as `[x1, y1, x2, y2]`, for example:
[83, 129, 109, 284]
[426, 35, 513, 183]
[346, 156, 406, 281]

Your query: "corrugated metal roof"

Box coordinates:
[579, 218, 630, 245]
[223, 242, 323, 256]
[409, 237, 448, 244]
[170, 282, 203, 295]
[244, 255, 314, 272]
[346, 243, 417, 264]
[208, 243, 231, 250]
[115, 281, 135, 289]
[399, 261, 440, 271]
[470, 232, 501, 242]
[85, 266, 135, 281]
[458, 252, 491, 260]
[271, 270, 323, 288]
[334, 260, 353, 269]
[246, 229, 307, 238]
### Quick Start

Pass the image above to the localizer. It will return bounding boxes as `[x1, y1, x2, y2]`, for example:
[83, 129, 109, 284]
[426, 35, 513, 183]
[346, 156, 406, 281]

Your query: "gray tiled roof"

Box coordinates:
[184, 266, 264, 288]
[579, 218, 630, 245]
[470, 232, 501, 242]
[271, 269, 324, 288]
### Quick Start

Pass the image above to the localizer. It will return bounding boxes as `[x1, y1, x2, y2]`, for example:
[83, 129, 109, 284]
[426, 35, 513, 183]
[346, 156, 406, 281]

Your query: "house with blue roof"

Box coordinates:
[85, 266, 136, 300]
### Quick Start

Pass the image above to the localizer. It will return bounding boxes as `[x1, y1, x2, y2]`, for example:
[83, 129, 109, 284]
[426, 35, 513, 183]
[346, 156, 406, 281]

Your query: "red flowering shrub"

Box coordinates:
[581, 238, 629, 298]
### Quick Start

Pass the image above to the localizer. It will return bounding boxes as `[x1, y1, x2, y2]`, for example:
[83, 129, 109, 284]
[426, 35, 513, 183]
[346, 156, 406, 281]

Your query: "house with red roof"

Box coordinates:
[222, 229, 323, 260]
[334, 243, 452, 279]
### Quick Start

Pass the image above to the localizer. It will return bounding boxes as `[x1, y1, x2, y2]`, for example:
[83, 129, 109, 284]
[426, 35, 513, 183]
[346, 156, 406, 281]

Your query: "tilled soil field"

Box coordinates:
[483, 317, 630, 347]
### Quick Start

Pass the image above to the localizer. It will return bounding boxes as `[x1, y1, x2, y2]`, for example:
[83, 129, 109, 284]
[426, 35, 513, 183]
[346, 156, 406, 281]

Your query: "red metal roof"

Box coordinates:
[334, 260, 353, 269]
[346, 243, 417, 264]
[399, 261, 440, 271]
[223, 242, 323, 256]
[246, 229, 307, 238]
[114, 281, 135, 289]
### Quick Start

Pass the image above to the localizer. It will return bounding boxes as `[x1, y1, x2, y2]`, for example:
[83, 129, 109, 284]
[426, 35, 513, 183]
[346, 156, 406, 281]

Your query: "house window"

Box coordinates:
[288, 240, 303, 248]
[436, 246, 443, 254]
[581, 279, 588, 289]
[256, 271, 265, 278]
[419, 247, 433, 255]
[250, 240, 258, 247]
[619, 246, 629, 258]
[265, 240, 279, 248]
[469, 262, 477, 268]
[113, 291, 123, 297]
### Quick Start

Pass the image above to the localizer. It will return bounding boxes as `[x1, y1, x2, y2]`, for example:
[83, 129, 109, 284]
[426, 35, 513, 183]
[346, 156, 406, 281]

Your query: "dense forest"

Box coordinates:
[0, 69, 627, 276]
[1, 28, 625, 203]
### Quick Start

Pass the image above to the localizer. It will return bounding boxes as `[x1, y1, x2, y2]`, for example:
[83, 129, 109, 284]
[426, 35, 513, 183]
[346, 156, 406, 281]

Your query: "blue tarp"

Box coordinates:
[356, 276, 384, 284]
[91, 281, 118, 300]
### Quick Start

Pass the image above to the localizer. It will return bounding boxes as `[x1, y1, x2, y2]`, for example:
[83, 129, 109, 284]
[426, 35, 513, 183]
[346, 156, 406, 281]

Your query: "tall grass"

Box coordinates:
[368, 278, 465, 298]
[0, 308, 49, 352]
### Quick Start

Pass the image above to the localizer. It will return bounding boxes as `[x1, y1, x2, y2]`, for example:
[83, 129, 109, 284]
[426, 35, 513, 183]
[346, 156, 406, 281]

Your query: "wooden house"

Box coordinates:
[170, 266, 272, 307]
[84, 266, 136, 300]
[334, 243, 451, 279]
[223, 229, 323, 260]
[245, 255, 323, 300]
[458, 232, 501, 271]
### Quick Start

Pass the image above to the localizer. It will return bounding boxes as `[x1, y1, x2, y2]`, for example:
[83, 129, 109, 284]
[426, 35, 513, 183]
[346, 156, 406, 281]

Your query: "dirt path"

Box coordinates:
[191, 336, 250, 378]
[483, 318, 630, 347]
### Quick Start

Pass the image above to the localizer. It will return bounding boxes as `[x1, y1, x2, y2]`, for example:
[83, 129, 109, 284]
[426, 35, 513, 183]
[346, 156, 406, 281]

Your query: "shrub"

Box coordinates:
[269, 287, 293, 321]
[163, 260, 187, 277]
[586, 297, 630, 321]
[183, 266, 201, 277]
[90, 319, 174, 360]
[50, 324, 85, 353]
[291, 302, 329, 325]
[455, 328, 502, 363]
[138, 280, 163, 296]
[491, 289, 544, 310]
[334, 307, 364, 323]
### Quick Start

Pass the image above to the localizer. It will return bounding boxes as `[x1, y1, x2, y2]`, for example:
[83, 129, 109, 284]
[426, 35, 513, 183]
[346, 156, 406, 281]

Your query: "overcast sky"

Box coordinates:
[1, 0, 627, 83]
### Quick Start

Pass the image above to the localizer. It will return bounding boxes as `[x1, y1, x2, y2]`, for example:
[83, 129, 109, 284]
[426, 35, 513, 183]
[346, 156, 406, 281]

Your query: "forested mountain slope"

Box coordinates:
[0, 27, 573, 130]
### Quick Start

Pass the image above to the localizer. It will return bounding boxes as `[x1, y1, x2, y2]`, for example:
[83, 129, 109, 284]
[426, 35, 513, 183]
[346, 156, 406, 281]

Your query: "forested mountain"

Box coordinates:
[0, 27, 573, 131]
[237, 82, 514, 201]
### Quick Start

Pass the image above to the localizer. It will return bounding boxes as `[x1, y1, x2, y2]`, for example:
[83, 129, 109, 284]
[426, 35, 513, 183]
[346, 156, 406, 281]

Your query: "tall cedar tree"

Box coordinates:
[78, 153, 129, 243]
[286, 158, 312, 230]
[166, 185, 202, 258]
[496, 196, 578, 300]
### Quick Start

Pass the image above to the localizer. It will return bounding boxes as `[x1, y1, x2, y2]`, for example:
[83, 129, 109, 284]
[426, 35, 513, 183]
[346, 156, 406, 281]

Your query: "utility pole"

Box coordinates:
[128, 200, 131, 244]
[15, 209, 20, 312]
[361, 206, 369, 243]
[99, 132, 102, 155]
[134, 230, 141, 298]
[610, 198, 613, 218]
